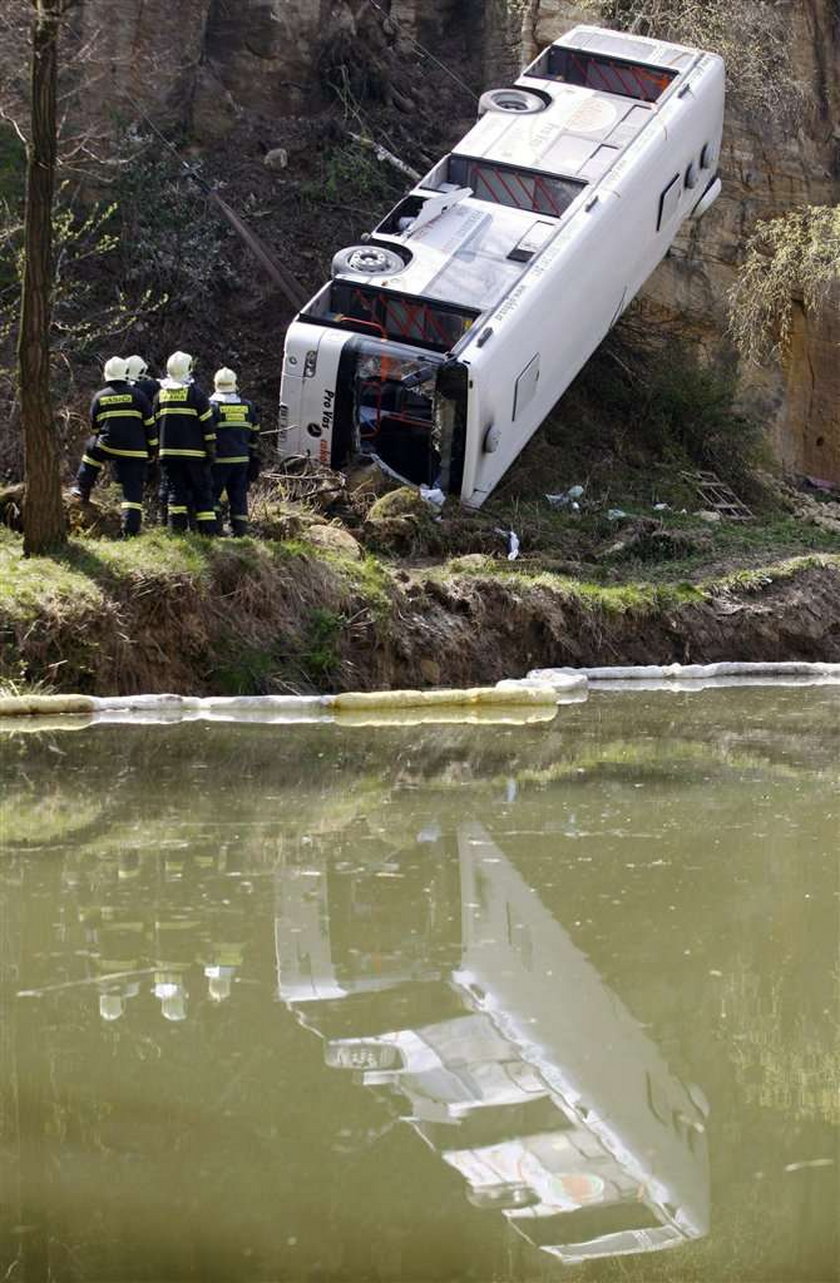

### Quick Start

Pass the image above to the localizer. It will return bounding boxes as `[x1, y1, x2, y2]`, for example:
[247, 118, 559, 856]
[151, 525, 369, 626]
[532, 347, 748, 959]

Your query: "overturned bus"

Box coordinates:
[278, 25, 725, 507]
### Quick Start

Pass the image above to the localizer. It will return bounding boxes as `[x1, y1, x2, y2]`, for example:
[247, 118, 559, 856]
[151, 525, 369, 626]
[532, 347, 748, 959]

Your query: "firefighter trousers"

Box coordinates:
[162, 459, 217, 535]
[75, 437, 147, 536]
[211, 462, 249, 536]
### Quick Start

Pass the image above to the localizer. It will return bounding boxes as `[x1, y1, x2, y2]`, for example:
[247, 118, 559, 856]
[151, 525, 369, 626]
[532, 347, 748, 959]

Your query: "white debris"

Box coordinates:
[494, 527, 520, 559]
[546, 484, 584, 509]
[419, 485, 446, 508]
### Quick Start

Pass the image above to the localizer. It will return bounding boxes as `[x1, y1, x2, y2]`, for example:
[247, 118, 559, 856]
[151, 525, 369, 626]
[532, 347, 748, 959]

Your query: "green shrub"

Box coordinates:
[301, 607, 344, 682]
[301, 140, 402, 210]
[576, 332, 766, 483]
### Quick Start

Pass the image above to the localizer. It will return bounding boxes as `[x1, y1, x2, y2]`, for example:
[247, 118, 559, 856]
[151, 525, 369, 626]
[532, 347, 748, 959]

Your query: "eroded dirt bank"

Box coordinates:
[370, 562, 840, 689]
[2, 527, 838, 697]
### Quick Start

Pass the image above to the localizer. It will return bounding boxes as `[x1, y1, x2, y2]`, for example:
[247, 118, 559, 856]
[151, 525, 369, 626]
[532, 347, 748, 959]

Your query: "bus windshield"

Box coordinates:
[346, 338, 444, 484]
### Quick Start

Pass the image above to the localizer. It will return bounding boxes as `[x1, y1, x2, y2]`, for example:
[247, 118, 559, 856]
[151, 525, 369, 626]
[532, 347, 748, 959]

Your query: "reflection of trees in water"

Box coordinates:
[717, 963, 839, 1125]
[0, 789, 118, 851]
[4, 689, 837, 825]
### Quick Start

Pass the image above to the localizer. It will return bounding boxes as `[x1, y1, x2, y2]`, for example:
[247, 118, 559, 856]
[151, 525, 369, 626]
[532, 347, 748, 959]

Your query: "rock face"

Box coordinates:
[519, 0, 840, 481]
[73, 0, 470, 130]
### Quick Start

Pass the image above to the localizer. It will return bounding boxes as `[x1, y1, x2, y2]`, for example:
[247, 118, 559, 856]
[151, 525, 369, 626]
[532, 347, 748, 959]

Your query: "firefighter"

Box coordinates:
[209, 367, 261, 536]
[125, 353, 160, 403]
[126, 354, 167, 522]
[70, 355, 157, 537]
[154, 350, 217, 536]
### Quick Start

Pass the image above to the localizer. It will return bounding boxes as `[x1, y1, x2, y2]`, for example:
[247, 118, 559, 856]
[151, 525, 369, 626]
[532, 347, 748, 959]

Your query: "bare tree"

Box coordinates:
[17, 0, 69, 554]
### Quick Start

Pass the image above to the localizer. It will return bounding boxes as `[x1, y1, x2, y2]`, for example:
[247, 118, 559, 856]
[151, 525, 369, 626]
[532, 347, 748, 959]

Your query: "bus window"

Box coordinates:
[446, 156, 584, 217]
[328, 281, 478, 352]
[527, 48, 676, 103]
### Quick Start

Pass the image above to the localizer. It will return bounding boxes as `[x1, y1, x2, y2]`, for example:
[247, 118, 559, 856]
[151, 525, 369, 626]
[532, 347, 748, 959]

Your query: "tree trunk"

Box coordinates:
[18, 0, 67, 556]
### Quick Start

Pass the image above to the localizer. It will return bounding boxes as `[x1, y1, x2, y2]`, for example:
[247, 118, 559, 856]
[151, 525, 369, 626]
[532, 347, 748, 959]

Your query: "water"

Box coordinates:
[1, 688, 838, 1283]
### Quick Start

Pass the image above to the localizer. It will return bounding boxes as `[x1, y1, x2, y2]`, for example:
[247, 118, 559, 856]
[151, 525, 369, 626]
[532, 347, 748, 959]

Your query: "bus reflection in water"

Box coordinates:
[275, 823, 710, 1266]
[279, 25, 725, 506]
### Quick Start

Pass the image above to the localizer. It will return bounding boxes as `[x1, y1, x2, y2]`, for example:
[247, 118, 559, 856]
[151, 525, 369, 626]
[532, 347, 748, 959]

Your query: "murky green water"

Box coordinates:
[1, 688, 838, 1283]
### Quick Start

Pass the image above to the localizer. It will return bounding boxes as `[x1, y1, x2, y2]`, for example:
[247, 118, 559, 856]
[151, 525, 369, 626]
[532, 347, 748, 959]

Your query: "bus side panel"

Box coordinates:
[280, 324, 352, 467]
[461, 60, 724, 507]
[604, 53, 725, 288]
[460, 182, 630, 505]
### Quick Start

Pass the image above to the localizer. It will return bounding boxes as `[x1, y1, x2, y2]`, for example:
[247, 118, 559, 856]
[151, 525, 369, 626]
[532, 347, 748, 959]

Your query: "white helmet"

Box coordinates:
[125, 354, 148, 381]
[104, 355, 129, 382]
[166, 350, 194, 381]
[214, 366, 237, 393]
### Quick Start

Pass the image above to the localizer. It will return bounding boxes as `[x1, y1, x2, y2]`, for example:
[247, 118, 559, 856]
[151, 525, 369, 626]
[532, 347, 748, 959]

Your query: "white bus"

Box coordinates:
[278, 25, 725, 507]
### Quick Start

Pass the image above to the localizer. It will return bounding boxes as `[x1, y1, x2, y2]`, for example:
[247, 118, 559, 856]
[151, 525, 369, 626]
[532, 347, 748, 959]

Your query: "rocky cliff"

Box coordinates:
[521, 0, 840, 482]
[66, 0, 839, 480]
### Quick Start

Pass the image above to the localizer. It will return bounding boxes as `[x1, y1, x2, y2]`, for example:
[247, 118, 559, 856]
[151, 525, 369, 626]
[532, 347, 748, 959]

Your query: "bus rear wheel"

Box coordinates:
[478, 87, 547, 116]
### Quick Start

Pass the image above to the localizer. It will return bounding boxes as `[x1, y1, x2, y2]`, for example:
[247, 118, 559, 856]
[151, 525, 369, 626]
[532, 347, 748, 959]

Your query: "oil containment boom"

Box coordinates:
[278, 24, 725, 506]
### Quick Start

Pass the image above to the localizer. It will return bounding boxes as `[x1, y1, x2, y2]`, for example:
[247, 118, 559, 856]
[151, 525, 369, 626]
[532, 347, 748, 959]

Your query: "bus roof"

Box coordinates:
[331, 28, 710, 322]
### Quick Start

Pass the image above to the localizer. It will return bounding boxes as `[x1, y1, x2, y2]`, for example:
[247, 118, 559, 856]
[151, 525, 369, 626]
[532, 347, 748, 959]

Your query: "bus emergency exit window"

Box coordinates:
[529, 48, 676, 103]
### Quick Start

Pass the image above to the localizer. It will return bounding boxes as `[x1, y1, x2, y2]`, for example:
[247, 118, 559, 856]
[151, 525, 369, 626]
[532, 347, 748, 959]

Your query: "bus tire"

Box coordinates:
[478, 88, 547, 117]
[331, 245, 407, 277]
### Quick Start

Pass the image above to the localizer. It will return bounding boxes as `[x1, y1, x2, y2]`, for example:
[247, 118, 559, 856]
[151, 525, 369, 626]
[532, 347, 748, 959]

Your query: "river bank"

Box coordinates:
[2, 522, 839, 698]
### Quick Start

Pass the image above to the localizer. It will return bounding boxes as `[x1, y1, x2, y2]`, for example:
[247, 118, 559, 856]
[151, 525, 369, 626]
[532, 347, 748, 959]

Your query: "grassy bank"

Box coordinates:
[3, 525, 840, 697]
[0, 528, 390, 695]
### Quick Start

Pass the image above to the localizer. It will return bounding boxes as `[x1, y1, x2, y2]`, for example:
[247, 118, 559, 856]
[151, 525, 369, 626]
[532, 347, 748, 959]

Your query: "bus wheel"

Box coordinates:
[331, 245, 407, 277]
[478, 87, 547, 116]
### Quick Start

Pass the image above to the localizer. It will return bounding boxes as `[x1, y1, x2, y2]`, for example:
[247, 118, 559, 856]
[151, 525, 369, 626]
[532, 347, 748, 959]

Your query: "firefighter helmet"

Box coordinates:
[166, 350, 193, 381]
[103, 355, 129, 382]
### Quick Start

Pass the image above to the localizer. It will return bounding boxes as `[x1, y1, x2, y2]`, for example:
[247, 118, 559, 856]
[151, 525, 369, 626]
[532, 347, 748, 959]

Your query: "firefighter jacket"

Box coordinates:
[209, 394, 261, 464]
[154, 380, 216, 461]
[133, 375, 161, 403]
[89, 381, 156, 459]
